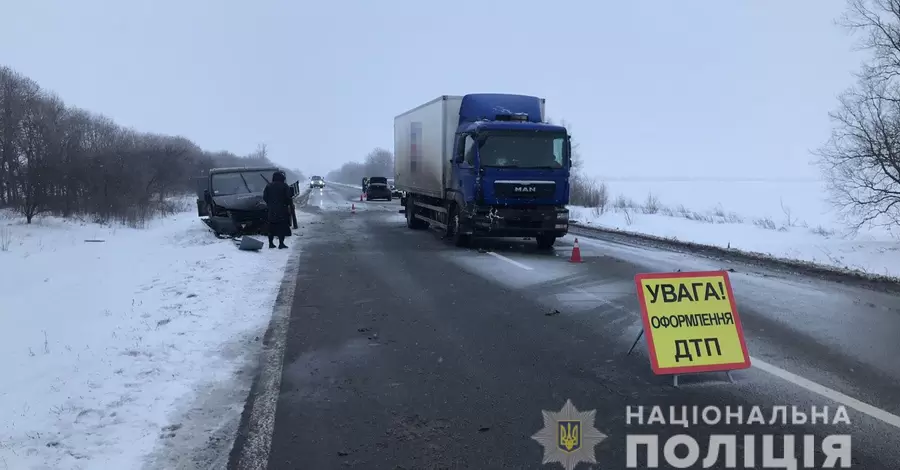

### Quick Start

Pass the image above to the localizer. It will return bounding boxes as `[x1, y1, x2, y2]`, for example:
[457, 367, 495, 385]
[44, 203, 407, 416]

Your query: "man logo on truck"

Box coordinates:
[514, 186, 537, 193]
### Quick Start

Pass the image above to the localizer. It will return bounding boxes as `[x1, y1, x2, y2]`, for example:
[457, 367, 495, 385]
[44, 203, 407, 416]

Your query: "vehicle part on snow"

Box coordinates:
[235, 236, 265, 251]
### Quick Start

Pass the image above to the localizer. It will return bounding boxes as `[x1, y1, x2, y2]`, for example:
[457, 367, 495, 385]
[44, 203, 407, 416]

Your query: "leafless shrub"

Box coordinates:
[613, 194, 637, 210]
[570, 175, 609, 210]
[722, 212, 744, 224]
[780, 198, 797, 227]
[622, 207, 634, 225]
[754, 216, 777, 230]
[642, 192, 661, 214]
[810, 225, 836, 237]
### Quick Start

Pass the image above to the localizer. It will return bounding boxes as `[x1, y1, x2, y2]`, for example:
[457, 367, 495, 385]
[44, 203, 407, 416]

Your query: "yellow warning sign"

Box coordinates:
[634, 270, 751, 375]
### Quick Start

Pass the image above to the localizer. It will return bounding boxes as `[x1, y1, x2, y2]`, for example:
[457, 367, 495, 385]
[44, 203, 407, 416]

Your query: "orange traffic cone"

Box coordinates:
[351, 203, 356, 214]
[569, 238, 583, 263]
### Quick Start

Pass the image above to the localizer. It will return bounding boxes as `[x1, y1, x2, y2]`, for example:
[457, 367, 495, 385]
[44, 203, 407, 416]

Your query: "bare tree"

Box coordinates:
[547, 119, 608, 208]
[816, 0, 900, 229]
[327, 148, 394, 184]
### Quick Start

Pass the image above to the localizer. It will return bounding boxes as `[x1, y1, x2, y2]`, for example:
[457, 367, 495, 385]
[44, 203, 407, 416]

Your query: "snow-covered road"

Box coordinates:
[236, 184, 900, 469]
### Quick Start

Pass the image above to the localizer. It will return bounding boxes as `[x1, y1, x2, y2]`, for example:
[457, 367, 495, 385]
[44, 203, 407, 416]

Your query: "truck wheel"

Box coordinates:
[536, 235, 556, 250]
[406, 198, 428, 230]
[448, 204, 471, 247]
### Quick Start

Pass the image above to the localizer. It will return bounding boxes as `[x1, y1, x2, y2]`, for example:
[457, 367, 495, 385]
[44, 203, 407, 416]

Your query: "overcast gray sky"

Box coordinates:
[0, 0, 864, 180]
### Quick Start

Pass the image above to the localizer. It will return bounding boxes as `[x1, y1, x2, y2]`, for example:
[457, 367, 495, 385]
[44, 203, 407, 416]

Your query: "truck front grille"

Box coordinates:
[493, 181, 556, 199]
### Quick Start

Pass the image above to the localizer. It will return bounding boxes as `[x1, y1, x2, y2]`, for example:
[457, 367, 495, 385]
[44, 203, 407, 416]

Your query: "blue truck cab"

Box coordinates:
[395, 93, 571, 249]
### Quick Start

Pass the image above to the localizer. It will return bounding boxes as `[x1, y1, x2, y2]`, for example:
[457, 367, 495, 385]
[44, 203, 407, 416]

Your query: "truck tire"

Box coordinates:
[406, 197, 428, 230]
[536, 235, 556, 250]
[448, 203, 471, 247]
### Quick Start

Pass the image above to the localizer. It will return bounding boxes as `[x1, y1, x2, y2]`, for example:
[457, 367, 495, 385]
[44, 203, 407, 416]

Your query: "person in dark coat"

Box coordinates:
[263, 171, 293, 249]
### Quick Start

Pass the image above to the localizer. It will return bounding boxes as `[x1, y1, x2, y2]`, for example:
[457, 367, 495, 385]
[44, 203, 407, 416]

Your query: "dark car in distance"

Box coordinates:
[365, 176, 392, 201]
[387, 178, 402, 197]
[310, 176, 325, 189]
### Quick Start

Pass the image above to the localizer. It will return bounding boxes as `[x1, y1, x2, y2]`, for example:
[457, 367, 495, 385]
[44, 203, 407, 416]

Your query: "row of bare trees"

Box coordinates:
[0, 66, 301, 226]
[326, 148, 394, 184]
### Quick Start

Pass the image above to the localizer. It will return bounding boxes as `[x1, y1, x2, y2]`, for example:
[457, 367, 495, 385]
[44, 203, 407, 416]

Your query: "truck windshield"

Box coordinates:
[477, 132, 568, 169]
[211, 171, 271, 196]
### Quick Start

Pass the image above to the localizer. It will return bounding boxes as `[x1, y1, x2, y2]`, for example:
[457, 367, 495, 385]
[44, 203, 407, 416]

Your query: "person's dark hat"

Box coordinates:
[272, 171, 286, 182]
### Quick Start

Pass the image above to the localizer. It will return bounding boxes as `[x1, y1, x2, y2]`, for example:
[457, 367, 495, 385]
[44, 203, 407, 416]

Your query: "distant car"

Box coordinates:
[365, 176, 392, 201]
[309, 176, 325, 189]
[387, 178, 402, 197]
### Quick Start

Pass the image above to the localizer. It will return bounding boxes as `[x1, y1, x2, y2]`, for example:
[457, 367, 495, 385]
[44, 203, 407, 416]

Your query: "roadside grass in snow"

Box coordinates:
[569, 189, 900, 279]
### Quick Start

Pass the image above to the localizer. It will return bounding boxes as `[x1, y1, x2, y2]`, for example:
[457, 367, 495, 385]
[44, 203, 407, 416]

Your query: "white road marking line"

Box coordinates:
[486, 251, 533, 270]
[561, 235, 900, 431]
[230, 246, 303, 469]
[572, 288, 900, 430]
[750, 357, 900, 430]
[571, 287, 628, 312]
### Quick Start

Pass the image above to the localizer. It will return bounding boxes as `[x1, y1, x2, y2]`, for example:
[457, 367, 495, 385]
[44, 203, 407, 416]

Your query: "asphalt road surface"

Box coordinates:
[234, 184, 900, 469]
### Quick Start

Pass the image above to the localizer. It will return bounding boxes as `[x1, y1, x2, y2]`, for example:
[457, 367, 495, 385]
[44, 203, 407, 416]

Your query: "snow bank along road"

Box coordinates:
[0, 198, 312, 470]
[229, 183, 900, 469]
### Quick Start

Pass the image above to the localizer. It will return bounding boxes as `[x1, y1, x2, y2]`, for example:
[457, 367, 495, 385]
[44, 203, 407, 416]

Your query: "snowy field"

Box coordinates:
[0, 200, 306, 469]
[571, 179, 900, 279]
[602, 179, 834, 227]
[329, 180, 900, 279]
[570, 203, 900, 278]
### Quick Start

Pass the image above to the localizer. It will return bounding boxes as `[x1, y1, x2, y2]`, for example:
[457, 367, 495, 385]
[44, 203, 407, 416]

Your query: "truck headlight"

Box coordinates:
[556, 211, 569, 220]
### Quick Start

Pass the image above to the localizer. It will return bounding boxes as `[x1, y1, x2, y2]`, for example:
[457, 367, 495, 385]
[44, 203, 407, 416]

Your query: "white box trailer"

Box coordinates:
[393, 95, 459, 198]
[393, 95, 548, 198]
